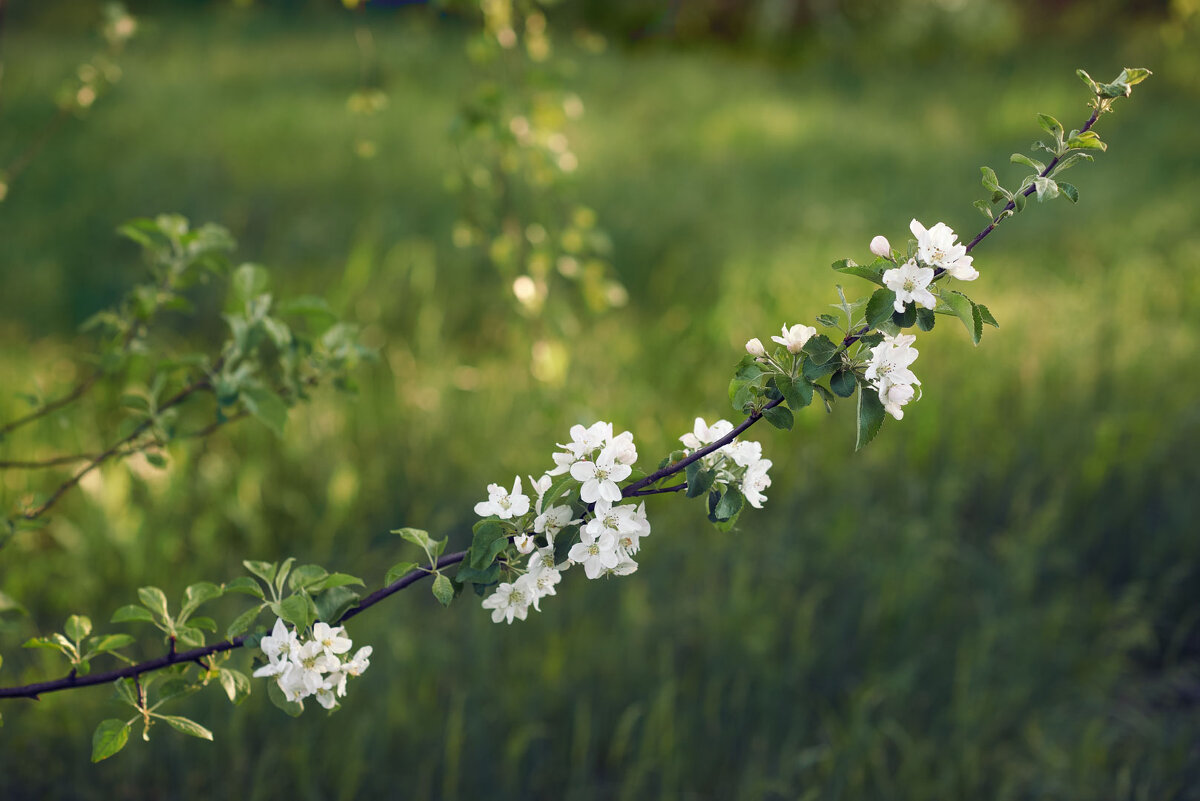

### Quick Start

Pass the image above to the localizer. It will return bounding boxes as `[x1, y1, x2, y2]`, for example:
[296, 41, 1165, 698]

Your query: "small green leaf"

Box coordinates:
[137, 587, 170, 620]
[1057, 181, 1079, 203]
[267, 677, 304, 717]
[309, 573, 365, 593]
[286, 565, 329, 592]
[865, 288, 896, 330]
[800, 334, 839, 365]
[241, 385, 288, 437]
[88, 634, 135, 655]
[1034, 177, 1059, 201]
[188, 616, 217, 633]
[159, 715, 214, 741]
[829, 370, 857, 398]
[144, 452, 168, 469]
[314, 586, 360, 624]
[916, 308, 936, 332]
[230, 263, 270, 306]
[685, 462, 716, 499]
[242, 561, 277, 588]
[92, 719, 131, 762]
[431, 574, 455, 607]
[762, 405, 793, 430]
[385, 561, 421, 586]
[713, 487, 744, 521]
[224, 577, 265, 599]
[218, 668, 251, 705]
[1036, 113, 1064, 139]
[226, 606, 264, 639]
[976, 304, 999, 328]
[980, 166, 999, 191]
[941, 291, 983, 345]
[778, 375, 813, 411]
[22, 636, 68, 654]
[1011, 152, 1045, 172]
[277, 594, 314, 632]
[855, 384, 886, 452]
[831, 258, 885, 287]
[892, 304, 916, 329]
[973, 199, 993, 220]
[180, 582, 223, 622]
[1076, 68, 1099, 93]
[274, 557, 295, 599]
[111, 605, 156, 624]
[1066, 130, 1106, 151]
[65, 615, 92, 643]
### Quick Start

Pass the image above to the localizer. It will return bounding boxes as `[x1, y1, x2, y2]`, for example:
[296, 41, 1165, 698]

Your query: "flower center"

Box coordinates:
[595, 467, 609, 481]
[932, 247, 945, 262]
[902, 279, 915, 292]
[587, 543, 600, 556]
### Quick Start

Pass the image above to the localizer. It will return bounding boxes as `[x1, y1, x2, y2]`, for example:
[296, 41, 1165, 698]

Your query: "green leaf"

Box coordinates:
[277, 593, 315, 632]
[1051, 152, 1093, 175]
[973, 199, 994, 220]
[976, 304, 999, 328]
[1011, 152, 1045, 172]
[242, 561, 278, 588]
[188, 616, 217, 633]
[1014, 191, 1028, 213]
[65, 615, 92, 643]
[137, 587, 170, 620]
[800, 334, 838, 365]
[218, 668, 251, 705]
[159, 715, 213, 741]
[224, 577, 265, 599]
[180, 582, 223, 622]
[226, 605, 263, 639]
[831, 258, 885, 287]
[892, 304, 916, 329]
[286, 565, 329, 592]
[1033, 177, 1059, 201]
[309, 573, 365, 593]
[1057, 181, 1079, 203]
[1076, 68, 1099, 93]
[111, 604, 155, 624]
[92, 719, 130, 762]
[713, 487, 744, 522]
[274, 557, 295, 599]
[385, 561, 421, 585]
[778, 375, 813, 411]
[815, 313, 840, 328]
[144, 452, 168, 469]
[1036, 113, 1064, 139]
[431, 573, 455, 607]
[941, 291, 983, 346]
[0, 589, 26, 616]
[1117, 67, 1152, 87]
[455, 563, 501, 591]
[685, 462, 716, 499]
[230, 263, 270, 306]
[88, 634, 135, 655]
[829, 370, 857, 398]
[314, 586, 360, 625]
[241, 385, 288, 437]
[865, 288, 896, 330]
[980, 166, 999, 191]
[802, 356, 838, 382]
[1066, 130, 1106, 151]
[467, 520, 508, 571]
[393, 527, 447, 561]
[762, 405, 793, 430]
[23, 636, 69, 654]
[916, 308, 936, 332]
[855, 385, 886, 452]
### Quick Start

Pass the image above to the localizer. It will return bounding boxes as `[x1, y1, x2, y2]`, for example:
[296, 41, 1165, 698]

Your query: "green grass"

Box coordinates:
[1, 4, 1199, 799]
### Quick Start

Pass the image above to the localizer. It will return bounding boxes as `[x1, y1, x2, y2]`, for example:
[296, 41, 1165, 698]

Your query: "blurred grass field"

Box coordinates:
[1, 2, 1199, 798]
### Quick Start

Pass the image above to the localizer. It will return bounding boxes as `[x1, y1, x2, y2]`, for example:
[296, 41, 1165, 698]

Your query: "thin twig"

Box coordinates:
[0, 374, 100, 438]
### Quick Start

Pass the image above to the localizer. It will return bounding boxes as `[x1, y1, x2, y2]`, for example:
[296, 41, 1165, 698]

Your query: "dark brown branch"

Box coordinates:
[963, 107, 1102, 255]
[625, 483, 687, 497]
[20, 379, 211, 521]
[0, 551, 467, 700]
[0, 374, 100, 438]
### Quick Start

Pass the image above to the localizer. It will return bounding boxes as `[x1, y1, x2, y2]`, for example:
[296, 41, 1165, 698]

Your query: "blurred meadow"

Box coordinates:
[1, 0, 1199, 798]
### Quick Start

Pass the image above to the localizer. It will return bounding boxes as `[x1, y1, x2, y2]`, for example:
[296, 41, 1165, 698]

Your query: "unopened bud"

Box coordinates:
[870, 235, 891, 258]
[746, 338, 767, 358]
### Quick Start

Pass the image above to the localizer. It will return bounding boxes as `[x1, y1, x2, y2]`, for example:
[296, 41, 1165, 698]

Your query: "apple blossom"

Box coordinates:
[473, 476, 531, 519]
[910, 218, 978, 281]
[883, 259, 937, 313]
[746, 338, 767, 357]
[771, 323, 817, 353]
[870, 235, 892, 258]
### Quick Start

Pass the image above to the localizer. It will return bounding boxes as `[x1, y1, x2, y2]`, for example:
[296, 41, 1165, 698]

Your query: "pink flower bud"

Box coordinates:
[745, 338, 767, 358]
[870, 235, 891, 258]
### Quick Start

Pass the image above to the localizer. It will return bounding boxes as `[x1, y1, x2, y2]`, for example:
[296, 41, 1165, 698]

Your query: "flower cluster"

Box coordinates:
[880, 219, 976, 312]
[866, 333, 921, 420]
[679, 417, 773, 508]
[475, 421, 657, 624]
[252, 619, 372, 710]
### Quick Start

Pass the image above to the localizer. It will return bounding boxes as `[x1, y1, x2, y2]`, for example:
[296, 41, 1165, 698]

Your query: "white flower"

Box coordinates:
[473, 476, 531, 520]
[864, 333, 920, 390]
[546, 422, 614, 475]
[568, 528, 620, 579]
[277, 663, 310, 704]
[771, 323, 817, 354]
[570, 449, 631, 510]
[314, 684, 339, 710]
[746, 338, 767, 357]
[883, 259, 936, 314]
[520, 566, 560, 611]
[253, 618, 299, 677]
[605, 429, 638, 466]
[725, 440, 763, 468]
[680, 417, 734, 450]
[608, 558, 639, 576]
[909, 219, 977, 281]
[312, 622, 353, 658]
[481, 581, 531, 624]
[344, 645, 372, 678]
[879, 382, 916, 420]
[870, 235, 891, 258]
[741, 459, 773, 509]
[513, 533, 537, 554]
[533, 504, 575, 539]
[586, 502, 651, 558]
[528, 474, 553, 508]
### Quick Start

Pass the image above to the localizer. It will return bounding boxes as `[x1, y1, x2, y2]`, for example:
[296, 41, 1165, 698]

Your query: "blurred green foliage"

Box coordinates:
[1, 1, 1199, 798]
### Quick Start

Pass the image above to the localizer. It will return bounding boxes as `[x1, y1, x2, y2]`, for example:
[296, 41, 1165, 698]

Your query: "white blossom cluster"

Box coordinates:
[679, 417, 773, 509]
[476, 422, 651, 624]
[865, 333, 921, 420]
[252, 619, 372, 710]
